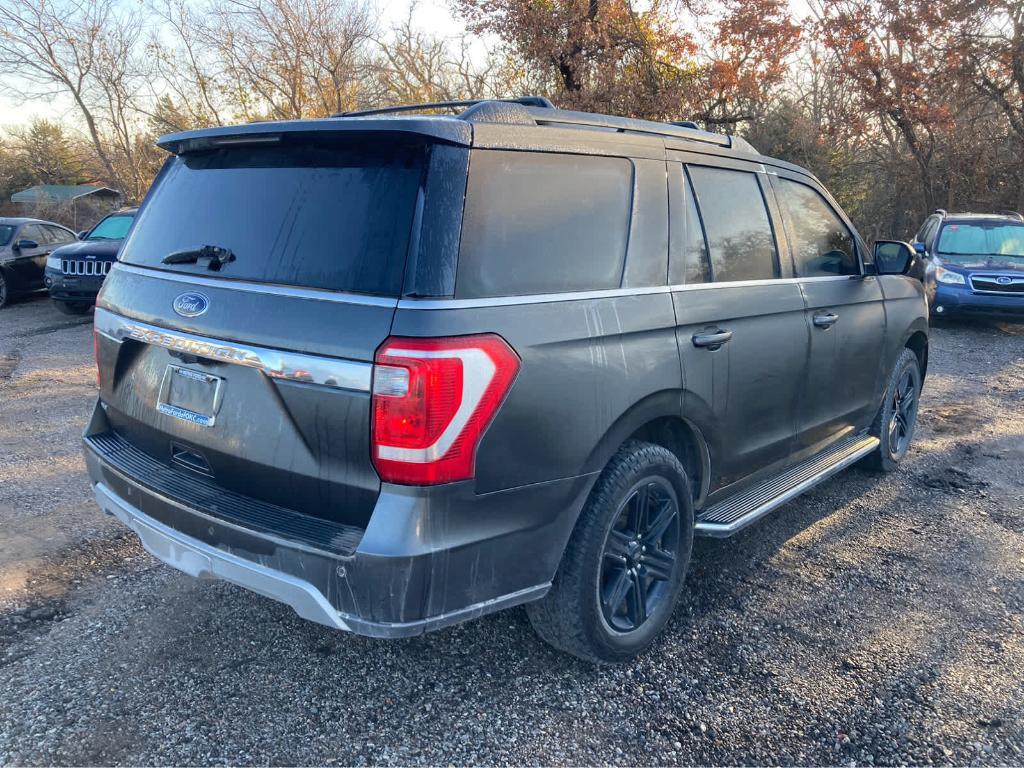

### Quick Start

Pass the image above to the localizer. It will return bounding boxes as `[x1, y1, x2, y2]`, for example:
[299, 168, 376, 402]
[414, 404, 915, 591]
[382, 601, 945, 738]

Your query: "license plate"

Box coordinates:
[156, 366, 224, 427]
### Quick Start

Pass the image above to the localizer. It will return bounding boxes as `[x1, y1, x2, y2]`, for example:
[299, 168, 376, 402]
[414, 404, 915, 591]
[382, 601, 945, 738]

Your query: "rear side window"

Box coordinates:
[20, 224, 45, 244]
[120, 140, 425, 295]
[45, 225, 74, 244]
[775, 178, 858, 277]
[456, 151, 632, 297]
[687, 166, 779, 282]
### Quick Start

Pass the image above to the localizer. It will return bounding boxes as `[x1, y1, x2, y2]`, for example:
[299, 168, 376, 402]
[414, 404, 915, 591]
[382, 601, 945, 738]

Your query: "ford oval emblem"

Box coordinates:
[173, 292, 209, 317]
[996, 276, 1012, 285]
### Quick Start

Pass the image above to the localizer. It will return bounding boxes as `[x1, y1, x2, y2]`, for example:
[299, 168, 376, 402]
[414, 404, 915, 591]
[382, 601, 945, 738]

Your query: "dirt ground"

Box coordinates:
[1, 291, 1022, 766]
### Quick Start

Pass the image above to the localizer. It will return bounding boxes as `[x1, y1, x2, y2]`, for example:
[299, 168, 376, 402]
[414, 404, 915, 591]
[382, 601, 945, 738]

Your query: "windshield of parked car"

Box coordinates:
[0, 225, 13, 246]
[119, 139, 424, 295]
[937, 222, 1024, 264]
[87, 214, 135, 241]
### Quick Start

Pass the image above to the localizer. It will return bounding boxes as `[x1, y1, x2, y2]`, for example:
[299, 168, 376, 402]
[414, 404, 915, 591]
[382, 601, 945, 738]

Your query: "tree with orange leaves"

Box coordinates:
[452, 0, 800, 127]
[813, 0, 961, 209]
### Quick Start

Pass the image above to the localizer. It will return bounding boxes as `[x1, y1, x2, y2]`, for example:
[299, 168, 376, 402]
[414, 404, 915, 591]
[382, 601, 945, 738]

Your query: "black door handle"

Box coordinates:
[813, 312, 839, 329]
[692, 329, 733, 350]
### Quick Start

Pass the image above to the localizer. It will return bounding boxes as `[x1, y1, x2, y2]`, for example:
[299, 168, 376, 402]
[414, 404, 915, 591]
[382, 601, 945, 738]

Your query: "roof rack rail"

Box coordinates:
[934, 208, 948, 216]
[996, 209, 1024, 221]
[333, 97, 752, 153]
[335, 96, 554, 118]
[522, 107, 737, 149]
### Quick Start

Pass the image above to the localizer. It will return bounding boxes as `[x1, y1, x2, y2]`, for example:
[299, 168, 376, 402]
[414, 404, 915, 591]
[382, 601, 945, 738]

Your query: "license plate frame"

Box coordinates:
[156, 365, 225, 428]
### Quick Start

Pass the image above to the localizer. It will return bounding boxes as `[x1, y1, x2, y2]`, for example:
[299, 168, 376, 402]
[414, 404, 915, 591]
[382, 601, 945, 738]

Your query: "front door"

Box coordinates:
[10, 223, 49, 289]
[769, 173, 885, 449]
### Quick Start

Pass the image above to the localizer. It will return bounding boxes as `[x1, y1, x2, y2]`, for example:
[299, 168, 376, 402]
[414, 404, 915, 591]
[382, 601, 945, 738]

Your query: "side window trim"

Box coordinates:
[686, 162, 784, 283]
[756, 171, 792, 279]
[923, 217, 939, 250]
[681, 166, 714, 281]
[771, 172, 864, 277]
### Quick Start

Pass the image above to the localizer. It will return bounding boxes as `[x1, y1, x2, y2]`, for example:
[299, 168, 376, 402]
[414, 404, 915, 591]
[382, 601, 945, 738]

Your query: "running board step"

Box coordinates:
[695, 434, 880, 538]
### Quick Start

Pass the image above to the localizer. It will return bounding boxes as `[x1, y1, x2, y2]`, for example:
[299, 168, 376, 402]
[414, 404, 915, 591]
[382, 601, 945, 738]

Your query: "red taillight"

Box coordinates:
[371, 334, 520, 485]
[93, 329, 101, 388]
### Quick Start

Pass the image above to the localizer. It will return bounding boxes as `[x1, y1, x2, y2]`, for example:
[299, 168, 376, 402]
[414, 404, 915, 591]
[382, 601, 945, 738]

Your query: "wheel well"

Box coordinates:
[628, 417, 708, 507]
[906, 331, 928, 380]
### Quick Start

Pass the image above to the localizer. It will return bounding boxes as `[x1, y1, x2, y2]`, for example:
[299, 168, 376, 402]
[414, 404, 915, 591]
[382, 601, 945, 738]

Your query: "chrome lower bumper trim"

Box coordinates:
[92, 479, 550, 637]
[94, 481, 353, 630]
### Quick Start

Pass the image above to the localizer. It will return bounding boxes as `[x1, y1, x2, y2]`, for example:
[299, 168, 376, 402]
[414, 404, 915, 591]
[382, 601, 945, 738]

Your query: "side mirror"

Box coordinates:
[77, 230, 89, 240]
[874, 240, 916, 275]
[912, 241, 926, 255]
[13, 239, 39, 251]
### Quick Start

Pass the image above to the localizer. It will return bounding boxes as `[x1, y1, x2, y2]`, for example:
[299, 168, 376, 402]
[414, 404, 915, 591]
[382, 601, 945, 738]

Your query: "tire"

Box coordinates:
[0, 271, 9, 309]
[527, 440, 694, 663]
[863, 348, 922, 472]
[53, 300, 92, 315]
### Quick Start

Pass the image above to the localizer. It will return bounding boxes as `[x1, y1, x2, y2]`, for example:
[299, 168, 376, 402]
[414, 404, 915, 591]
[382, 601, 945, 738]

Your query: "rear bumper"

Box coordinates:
[83, 406, 591, 637]
[931, 284, 1024, 319]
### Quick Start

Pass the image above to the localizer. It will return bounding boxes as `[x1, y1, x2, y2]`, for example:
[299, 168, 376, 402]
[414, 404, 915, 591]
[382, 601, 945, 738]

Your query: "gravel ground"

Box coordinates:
[1, 291, 1022, 766]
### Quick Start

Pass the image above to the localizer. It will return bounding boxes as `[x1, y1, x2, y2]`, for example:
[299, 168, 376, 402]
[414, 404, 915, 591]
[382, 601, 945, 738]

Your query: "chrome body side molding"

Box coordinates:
[94, 307, 372, 392]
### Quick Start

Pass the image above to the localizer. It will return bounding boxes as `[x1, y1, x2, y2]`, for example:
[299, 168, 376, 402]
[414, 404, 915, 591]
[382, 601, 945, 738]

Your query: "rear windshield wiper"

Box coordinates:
[161, 245, 236, 271]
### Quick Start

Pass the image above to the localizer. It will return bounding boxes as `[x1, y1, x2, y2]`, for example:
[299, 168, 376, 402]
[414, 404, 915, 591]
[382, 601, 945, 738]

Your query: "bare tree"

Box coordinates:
[176, 0, 377, 120]
[957, 2, 1024, 142]
[147, 0, 227, 131]
[0, 0, 156, 200]
[366, 7, 503, 106]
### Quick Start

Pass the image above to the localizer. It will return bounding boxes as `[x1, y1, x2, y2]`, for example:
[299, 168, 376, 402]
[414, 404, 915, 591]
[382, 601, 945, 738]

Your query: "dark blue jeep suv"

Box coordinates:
[45, 208, 137, 314]
[913, 210, 1024, 320]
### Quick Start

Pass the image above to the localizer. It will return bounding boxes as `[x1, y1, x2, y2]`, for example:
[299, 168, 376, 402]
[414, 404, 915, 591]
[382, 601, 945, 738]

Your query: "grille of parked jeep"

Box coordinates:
[86, 431, 364, 555]
[62, 259, 113, 276]
[969, 275, 1024, 295]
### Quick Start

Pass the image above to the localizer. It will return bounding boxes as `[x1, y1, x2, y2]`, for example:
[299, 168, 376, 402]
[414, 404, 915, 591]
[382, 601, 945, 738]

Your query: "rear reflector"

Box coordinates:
[371, 334, 520, 485]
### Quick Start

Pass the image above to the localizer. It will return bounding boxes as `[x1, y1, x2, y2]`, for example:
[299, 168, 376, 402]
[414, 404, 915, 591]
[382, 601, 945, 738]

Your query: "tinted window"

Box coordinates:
[120, 140, 425, 295]
[687, 166, 778, 282]
[775, 178, 858, 277]
[457, 151, 632, 297]
[670, 168, 710, 284]
[88, 214, 134, 241]
[0, 226, 13, 246]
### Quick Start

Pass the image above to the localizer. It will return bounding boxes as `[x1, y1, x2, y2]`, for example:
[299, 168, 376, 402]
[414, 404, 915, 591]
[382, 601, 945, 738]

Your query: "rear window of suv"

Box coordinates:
[456, 151, 632, 297]
[120, 140, 425, 296]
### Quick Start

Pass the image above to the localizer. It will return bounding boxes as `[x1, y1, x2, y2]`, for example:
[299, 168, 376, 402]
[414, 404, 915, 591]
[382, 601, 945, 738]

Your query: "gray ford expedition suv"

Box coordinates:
[84, 97, 928, 662]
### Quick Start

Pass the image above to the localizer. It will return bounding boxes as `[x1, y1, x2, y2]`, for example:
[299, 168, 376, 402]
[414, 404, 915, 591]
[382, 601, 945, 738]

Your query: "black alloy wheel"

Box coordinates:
[887, 367, 918, 459]
[599, 477, 680, 633]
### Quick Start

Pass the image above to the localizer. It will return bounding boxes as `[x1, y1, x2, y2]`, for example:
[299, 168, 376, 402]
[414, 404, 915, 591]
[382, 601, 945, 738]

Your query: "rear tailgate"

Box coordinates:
[91, 130, 453, 529]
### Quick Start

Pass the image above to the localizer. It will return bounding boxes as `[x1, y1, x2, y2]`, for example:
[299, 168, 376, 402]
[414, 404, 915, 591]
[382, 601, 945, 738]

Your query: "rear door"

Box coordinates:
[95, 134, 456, 529]
[769, 172, 885, 449]
[669, 157, 809, 492]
